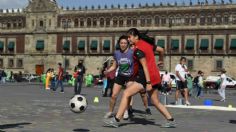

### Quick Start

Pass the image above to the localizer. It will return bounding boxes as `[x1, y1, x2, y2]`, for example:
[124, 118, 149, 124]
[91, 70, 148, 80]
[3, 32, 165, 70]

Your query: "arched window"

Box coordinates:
[74, 18, 79, 27]
[100, 17, 104, 27]
[154, 16, 160, 26]
[161, 16, 166, 26]
[106, 17, 110, 27]
[200, 14, 205, 25]
[80, 18, 84, 27]
[184, 15, 190, 25]
[93, 18, 97, 27]
[113, 17, 118, 27]
[13, 20, 17, 28]
[146, 16, 152, 26]
[18, 20, 22, 28]
[216, 14, 222, 25]
[127, 17, 131, 27]
[62, 19, 66, 28]
[87, 18, 91, 27]
[67, 19, 71, 28]
[223, 13, 229, 24]
[119, 17, 123, 27]
[207, 14, 213, 25]
[133, 17, 137, 26]
[175, 15, 182, 25]
[191, 14, 196, 25]
[140, 16, 145, 27]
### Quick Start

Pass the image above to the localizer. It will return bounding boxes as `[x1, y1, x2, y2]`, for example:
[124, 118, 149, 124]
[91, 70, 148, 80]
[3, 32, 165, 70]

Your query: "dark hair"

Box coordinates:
[127, 28, 141, 38]
[116, 35, 129, 50]
[58, 63, 62, 66]
[198, 70, 202, 74]
[127, 28, 155, 46]
[180, 56, 187, 61]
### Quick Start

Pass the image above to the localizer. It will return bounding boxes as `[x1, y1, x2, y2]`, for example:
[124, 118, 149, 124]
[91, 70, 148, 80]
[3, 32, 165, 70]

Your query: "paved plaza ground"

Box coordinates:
[0, 82, 236, 132]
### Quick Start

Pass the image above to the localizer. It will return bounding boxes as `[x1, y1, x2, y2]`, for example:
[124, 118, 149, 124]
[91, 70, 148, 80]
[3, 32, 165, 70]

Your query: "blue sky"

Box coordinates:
[0, 0, 229, 9]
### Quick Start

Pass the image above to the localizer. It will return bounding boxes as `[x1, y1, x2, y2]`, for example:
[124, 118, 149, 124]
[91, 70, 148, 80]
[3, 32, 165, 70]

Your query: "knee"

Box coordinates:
[111, 94, 118, 100]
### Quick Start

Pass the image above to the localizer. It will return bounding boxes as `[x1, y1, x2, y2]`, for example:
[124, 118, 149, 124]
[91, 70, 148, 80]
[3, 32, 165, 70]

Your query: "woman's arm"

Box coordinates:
[104, 61, 117, 74]
[155, 46, 164, 65]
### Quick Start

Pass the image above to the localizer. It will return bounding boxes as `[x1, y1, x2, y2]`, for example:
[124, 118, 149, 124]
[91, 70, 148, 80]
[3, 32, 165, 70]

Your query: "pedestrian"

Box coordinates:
[218, 68, 227, 102]
[103, 60, 116, 97]
[161, 71, 172, 94]
[74, 60, 86, 94]
[54, 63, 64, 93]
[45, 68, 52, 90]
[175, 57, 191, 105]
[104, 28, 175, 128]
[195, 71, 204, 98]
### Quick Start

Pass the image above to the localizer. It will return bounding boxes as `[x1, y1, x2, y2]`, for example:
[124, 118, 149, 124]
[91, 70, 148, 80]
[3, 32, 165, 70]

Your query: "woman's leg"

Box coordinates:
[149, 89, 172, 120]
[109, 83, 122, 112]
[115, 82, 143, 119]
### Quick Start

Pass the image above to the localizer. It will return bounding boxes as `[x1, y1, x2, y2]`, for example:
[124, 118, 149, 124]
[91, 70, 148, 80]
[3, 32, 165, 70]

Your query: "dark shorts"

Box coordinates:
[129, 71, 146, 88]
[114, 75, 130, 86]
[176, 80, 188, 90]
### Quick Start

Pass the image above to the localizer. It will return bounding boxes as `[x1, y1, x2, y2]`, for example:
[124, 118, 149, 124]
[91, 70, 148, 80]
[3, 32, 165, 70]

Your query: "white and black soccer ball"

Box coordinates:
[69, 95, 87, 113]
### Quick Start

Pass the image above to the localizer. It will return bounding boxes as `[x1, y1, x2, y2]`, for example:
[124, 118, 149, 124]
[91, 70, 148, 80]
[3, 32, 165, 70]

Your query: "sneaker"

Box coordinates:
[185, 101, 191, 106]
[161, 120, 177, 128]
[60, 90, 64, 93]
[145, 108, 152, 115]
[220, 99, 226, 102]
[123, 110, 129, 120]
[45, 87, 50, 90]
[104, 112, 113, 119]
[104, 117, 119, 128]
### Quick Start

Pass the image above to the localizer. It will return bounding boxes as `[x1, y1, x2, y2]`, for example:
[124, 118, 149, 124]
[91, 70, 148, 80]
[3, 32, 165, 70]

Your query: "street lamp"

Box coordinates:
[169, 19, 172, 72]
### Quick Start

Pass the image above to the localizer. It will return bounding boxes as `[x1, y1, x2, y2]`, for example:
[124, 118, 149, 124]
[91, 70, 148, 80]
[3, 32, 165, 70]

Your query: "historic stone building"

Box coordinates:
[0, 0, 236, 77]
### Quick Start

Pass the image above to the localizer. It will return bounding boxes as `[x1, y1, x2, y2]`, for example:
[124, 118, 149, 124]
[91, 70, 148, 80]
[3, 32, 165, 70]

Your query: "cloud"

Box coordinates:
[0, 0, 28, 9]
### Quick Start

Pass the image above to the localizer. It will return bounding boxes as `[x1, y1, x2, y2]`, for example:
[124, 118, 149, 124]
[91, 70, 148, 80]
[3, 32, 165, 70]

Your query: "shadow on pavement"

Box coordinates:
[0, 122, 31, 130]
[73, 128, 90, 132]
[120, 117, 161, 127]
[229, 120, 236, 124]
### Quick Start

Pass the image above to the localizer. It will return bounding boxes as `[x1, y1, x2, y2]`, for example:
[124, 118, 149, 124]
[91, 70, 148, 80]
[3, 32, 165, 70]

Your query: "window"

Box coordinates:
[223, 15, 229, 24]
[0, 58, 3, 68]
[200, 15, 205, 25]
[140, 17, 145, 27]
[74, 18, 78, 27]
[232, 14, 236, 24]
[146, 16, 152, 26]
[8, 59, 14, 68]
[100, 18, 104, 27]
[65, 58, 70, 69]
[175, 15, 182, 25]
[155, 16, 160, 26]
[119, 17, 123, 27]
[161, 17, 166, 26]
[39, 20, 44, 27]
[191, 15, 196, 25]
[127, 17, 131, 27]
[207, 15, 213, 25]
[113, 17, 118, 27]
[93, 18, 97, 27]
[184, 16, 190, 25]
[7, 22, 11, 28]
[215, 60, 223, 70]
[106, 18, 110, 27]
[87, 18, 91, 27]
[216, 14, 222, 25]
[80, 18, 84, 27]
[133, 17, 137, 26]
[187, 60, 194, 70]
[17, 59, 23, 68]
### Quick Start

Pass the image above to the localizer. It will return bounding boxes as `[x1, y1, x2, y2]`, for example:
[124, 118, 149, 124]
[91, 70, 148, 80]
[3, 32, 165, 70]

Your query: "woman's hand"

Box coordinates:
[146, 84, 152, 91]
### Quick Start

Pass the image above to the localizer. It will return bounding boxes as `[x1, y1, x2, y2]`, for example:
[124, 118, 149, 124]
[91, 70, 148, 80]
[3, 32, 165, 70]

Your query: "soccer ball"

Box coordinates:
[69, 95, 87, 113]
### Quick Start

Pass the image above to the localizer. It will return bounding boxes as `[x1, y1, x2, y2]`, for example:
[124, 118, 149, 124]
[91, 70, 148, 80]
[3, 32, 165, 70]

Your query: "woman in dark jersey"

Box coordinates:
[104, 28, 176, 128]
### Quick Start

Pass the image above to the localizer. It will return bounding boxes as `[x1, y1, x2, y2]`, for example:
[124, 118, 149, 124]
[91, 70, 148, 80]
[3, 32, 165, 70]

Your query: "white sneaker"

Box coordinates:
[104, 112, 113, 119]
[185, 101, 191, 106]
[123, 110, 129, 120]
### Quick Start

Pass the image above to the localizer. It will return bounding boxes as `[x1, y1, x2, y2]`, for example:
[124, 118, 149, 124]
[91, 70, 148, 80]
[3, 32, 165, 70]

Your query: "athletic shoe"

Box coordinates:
[104, 112, 113, 119]
[104, 117, 119, 128]
[185, 101, 191, 106]
[220, 99, 226, 102]
[128, 107, 134, 117]
[60, 90, 64, 93]
[123, 110, 129, 120]
[145, 108, 152, 115]
[161, 120, 177, 128]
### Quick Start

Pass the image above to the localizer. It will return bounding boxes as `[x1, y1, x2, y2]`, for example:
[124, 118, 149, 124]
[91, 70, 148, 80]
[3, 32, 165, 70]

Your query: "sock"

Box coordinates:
[167, 118, 174, 121]
[115, 117, 120, 122]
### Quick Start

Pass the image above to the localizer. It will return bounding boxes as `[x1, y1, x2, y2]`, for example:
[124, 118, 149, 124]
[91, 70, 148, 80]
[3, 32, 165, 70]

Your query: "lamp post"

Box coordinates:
[63, 20, 69, 72]
[169, 20, 172, 72]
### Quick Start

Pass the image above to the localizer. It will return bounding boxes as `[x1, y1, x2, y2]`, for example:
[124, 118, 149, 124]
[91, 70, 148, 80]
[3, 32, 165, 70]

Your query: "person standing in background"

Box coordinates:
[74, 60, 86, 94]
[218, 69, 227, 102]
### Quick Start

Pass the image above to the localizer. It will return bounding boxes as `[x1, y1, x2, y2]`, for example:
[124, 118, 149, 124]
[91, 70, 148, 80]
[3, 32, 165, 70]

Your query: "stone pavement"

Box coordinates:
[0, 82, 236, 132]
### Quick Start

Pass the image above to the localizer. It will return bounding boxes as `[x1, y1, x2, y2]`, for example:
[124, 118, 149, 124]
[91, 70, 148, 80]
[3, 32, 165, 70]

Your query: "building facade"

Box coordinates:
[0, 0, 236, 77]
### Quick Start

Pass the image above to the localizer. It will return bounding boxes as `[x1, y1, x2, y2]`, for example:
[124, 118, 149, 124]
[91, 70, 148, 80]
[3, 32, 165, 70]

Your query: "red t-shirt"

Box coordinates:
[135, 39, 161, 85]
[58, 67, 64, 80]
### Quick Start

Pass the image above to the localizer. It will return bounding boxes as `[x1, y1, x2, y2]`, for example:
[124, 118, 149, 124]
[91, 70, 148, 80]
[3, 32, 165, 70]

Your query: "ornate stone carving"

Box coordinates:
[25, 0, 58, 12]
